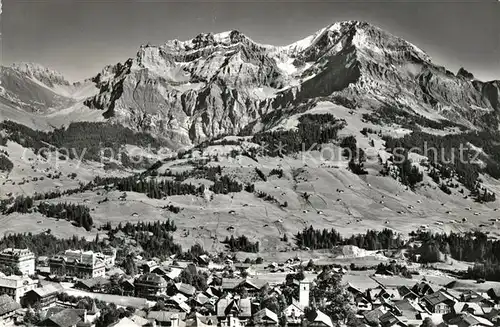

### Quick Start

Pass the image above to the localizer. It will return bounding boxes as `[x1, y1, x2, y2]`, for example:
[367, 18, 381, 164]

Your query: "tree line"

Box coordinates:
[0, 120, 166, 166]
[296, 226, 404, 250]
[37, 202, 94, 231]
[414, 231, 500, 264]
[1, 195, 94, 231]
[108, 220, 181, 259]
[251, 114, 346, 157]
[223, 235, 260, 253]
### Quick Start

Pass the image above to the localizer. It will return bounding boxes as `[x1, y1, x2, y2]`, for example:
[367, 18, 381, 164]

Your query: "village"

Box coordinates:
[0, 242, 499, 327]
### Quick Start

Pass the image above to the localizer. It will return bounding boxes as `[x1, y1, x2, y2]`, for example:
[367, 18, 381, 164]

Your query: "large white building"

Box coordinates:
[49, 249, 111, 279]
[0, 275, 37, 303]
[0, 248, 35, 276]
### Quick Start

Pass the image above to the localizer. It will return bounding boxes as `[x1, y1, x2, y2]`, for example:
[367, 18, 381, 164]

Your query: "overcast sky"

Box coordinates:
[2, 0, 499, 82]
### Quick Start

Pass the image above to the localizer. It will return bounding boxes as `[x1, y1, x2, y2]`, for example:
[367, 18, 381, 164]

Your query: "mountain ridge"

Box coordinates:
[1, 20, 499, 143]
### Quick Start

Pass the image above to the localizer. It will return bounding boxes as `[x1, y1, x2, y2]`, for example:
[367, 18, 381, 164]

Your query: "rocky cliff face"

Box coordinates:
[82, 20, 500, 145]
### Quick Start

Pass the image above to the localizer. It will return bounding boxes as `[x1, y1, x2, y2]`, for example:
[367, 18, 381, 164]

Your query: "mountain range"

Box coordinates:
[1, 20, 500, 247]
[2, 20, 499, 146]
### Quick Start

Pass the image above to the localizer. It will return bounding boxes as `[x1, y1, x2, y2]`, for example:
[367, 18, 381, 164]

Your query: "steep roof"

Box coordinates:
[221, 278, 243, 290]
[136, 273, 167, 286]
[363, 307, 387, 325]
[75, 276, 110, 289]
[30, 284, 59, 297]
[253, 308, 278, 324]
[398, 285, 419, 299]
[0, 294, 20, 315]
[422, 291, 455, 307]
[216, 298, 252, 317]
[175, 282, 196, 296]
[45, 308, 85, 327]
[313, 309, 333, 327]
[379, 311, 408, 327]
[110, 317, 142, 327]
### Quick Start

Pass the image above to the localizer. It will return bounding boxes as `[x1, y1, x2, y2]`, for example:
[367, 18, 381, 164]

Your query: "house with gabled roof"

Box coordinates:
[39, 308, 87, 327]
[379, 311, 408, 327]
[284, 303, 303, 325]
[392, 299, 426, 323]
[216, 298, 252, 319]
[253, 308, 279, 326]
[397, 286, 419, 303]
[364, 307, 389, 325]
[21, 284, 59, 308]
[74, 276, 110, 292]
[412, 282, 438, 297]
[354, 293, 373, 312]
[0, 294, 20, 325]
[174, 283, 197, 297]
[421, 291, 456, 314]
[453, 302, 486, 316]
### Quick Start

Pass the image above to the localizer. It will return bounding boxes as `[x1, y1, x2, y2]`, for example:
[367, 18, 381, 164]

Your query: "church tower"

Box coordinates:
[299, 280, 310, 309]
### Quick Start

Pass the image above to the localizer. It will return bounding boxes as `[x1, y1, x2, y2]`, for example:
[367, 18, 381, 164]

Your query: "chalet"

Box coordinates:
[142, 261, 159, 273]
[22, 284, 59, 308]
[0, 294, 20, 325]
[397, 286, 419, 303]
[345, 283, 363, 296]
[221, 278, 242, 292]
[284, 303, 303, 325]
[234, 279, 268, 294]
[163, 295, 191, 313]
[421, 291, 456, 314]
[152, 266, 170, 277]
[152, 267, 184, 281]
[121, 278, 135, 296]
[412, 282, 438, 297]
[354, 294, 372, 312]
[174, 283, 197, 297]
[195, 255, 211, 267]
[74, 276, 110, 292]
[217, 298, 252, 319]
[364, 307, 389, 326]
[253, 308, 279, 326]
[392, 299, 424, 321]
[454, 302, 486, 316]
[191, 292, 212, 309]
[378, 311, 408, 327]
[39, 308, 87, 327]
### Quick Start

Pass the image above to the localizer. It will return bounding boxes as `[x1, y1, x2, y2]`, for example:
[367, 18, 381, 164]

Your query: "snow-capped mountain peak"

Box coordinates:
[77, 20, 500, 146]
